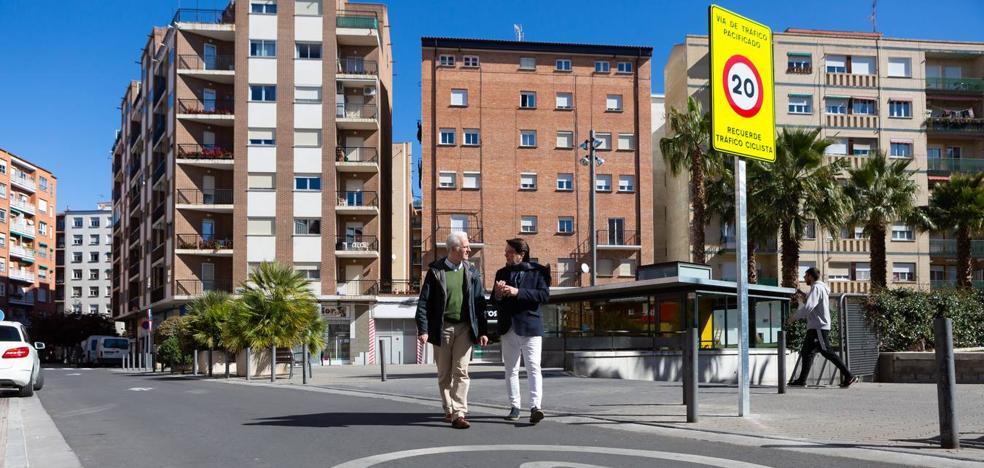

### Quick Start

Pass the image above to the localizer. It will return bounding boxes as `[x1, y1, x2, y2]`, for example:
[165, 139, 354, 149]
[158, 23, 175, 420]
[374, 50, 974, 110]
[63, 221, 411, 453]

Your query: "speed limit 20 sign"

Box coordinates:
[709, 5, 775, 163]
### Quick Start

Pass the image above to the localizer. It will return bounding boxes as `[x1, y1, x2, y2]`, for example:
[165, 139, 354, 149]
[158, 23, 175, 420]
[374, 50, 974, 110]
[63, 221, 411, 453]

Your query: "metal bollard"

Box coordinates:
[934, 317, 960, 449]
[271, 346, 276, 383]
[681, 332, 689, 406]
[245, 347, 251, 381]
[379, 339, 387, 382]
[686, 327, 698, 423]
[302, 347, 309, 385]
[193, 350, 199, 376]
[778, 331, 787, 394]
[138, 351, 143, 371]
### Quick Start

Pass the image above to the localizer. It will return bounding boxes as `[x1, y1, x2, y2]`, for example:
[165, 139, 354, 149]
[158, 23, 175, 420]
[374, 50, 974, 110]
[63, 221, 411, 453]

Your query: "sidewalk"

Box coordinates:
[232, 362, 984, 466]
[0, 393, 82, 468]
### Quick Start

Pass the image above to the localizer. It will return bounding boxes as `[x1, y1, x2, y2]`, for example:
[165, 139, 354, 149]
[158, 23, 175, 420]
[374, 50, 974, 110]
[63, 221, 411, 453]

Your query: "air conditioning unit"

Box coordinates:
[363, 87, 376, 96]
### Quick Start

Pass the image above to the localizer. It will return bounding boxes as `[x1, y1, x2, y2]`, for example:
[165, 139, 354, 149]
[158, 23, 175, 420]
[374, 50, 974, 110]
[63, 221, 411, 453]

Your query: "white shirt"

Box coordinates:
[444, 258, 465, 271]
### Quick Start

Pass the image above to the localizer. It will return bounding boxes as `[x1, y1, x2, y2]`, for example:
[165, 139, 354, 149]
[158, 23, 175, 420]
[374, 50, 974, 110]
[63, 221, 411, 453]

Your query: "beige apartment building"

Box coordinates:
[421, 38, 655, 288]
[660, 29, 984, 292]
[111, 0, 419, 364]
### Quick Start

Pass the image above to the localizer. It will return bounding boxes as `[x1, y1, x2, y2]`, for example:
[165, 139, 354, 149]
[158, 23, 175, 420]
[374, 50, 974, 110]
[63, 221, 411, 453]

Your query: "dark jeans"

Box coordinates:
[794, 329, 852, 383]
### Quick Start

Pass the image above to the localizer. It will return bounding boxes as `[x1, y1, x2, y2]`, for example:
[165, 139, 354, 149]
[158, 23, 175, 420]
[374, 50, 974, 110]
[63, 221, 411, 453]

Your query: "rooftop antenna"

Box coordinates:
[869, 0, 877, 32]
[513, 24, 524, 41]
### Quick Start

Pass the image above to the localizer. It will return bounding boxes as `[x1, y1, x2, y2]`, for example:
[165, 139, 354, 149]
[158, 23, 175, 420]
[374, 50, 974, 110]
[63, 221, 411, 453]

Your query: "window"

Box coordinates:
[595, 133, 611, 150]
[248, 128, 275, 146]
[463, 55, 479, 67]
[852, 99, 876, 115]
[787, 53, 811, 73]
[89, 234, 99, 245]
[72, 269, 82, 280]
[520, 91, 536, 109]
[89, 269, 99, 280]
[293, 218, 321, 235]
[947, 146, 962, 159]
[38, 200, 47, 214]
[89, 217, 100, 227]
[618, 175, 635, 192]
[295, 0, 322, 15]
[39, 222, 47, 236]
[89, 286, 99, 298]
[295, 86, 321, 103]
[555, 92, 573, 110]
[247, 218, 275, 235]
[73, 217, 83, 228]
[296, 263, 321, 281]
[841, 226, 866, 239]
[555, 59, 571, 71]
[438, 171, 456, 189]
[825, 55, 846, 73]
[89, 304, 99, 315]
[557, 173, 573, 191]
[450, 89, 468, 107]
[595, 174, 612, 192]
[891, 223, 914, 241]
[851, 56, 875, 75]
[249, 85, 276, 102]
[889, 100, 911, 118]
[617, 134, 635, 151]
[788, 94, 812, 114]
[438, 55, 455, 67]
[294, 176, 322, 191]
[597, 258, 615, 277]
[295, 42, 322, 59]
[72, 252, 82, 263]
[519, 57, 536, 70]
[0, 161, 6, 174]
[887, 57, 911, 77]
[520, 216, 537, 233]
[250, 1, 277, 14]
[803, 220, 816, 239]
[520, 173, 537, 190]
[294, 129, 321, 147]
[606, 94, 623, 111]
[0, 209, 6, 223]
[89, 252, 99, 262]
[462, 172, 480, 189]
[617, 259, 637, 278]
[892, 263, 916, 282]
[439, 128, 456, 145]
[73, 234, 83, 246]
[520, 130, 537, 147]
[890, 141, 913, 158]
[72, 287, 81, 298]
[594, 61, 610, 73]
[854, 262, 871, 281]
[852, 143, 872, 156]
[249, 40, 276, 57]
[248, 173, 276, 189]
[825, 97, 847, 114]
[616, 61, 633, 73]
[0, 234, 5, 248]
[558, 217, 574, 234]
[556, 131, 574, 149]
[463, 129, 480, 146]
[0, 183, 6, 199]
[825, 138, 848, 155]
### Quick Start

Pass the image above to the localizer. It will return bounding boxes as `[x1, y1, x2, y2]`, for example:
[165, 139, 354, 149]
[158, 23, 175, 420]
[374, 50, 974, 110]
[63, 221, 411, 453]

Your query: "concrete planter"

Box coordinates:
[234, 349, 291, 378]
[568, 349, 796, 385]
[877, 351, 984, 383]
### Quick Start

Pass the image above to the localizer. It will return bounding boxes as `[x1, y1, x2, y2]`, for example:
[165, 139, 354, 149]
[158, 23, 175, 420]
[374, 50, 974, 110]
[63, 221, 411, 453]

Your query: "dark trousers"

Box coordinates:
[795, 329, 852, 383]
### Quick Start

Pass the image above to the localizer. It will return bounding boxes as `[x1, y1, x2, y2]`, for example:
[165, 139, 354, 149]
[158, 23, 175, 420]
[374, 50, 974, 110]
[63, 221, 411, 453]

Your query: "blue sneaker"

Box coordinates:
[505, 407, 520, 421]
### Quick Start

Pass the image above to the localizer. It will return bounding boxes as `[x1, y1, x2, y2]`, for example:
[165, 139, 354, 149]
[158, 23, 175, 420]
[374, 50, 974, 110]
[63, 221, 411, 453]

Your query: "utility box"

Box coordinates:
[636, 262, 712, 281]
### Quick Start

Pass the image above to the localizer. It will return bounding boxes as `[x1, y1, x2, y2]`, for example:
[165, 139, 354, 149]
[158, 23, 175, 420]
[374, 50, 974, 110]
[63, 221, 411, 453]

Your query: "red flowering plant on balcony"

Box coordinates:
[178, 146, 232, 160]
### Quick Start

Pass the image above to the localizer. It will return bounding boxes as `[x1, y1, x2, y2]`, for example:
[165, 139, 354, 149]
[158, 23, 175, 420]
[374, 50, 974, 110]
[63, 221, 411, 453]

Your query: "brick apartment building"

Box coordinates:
[0, 148, 57, 321]
[421, 38, 655, 288]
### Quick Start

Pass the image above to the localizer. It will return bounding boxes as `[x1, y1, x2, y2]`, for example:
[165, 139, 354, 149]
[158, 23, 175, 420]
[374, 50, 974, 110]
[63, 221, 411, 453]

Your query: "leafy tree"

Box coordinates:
[923, 173, 984, 288]
[231, 262, 325, 355]
[184, 290, 234, 377]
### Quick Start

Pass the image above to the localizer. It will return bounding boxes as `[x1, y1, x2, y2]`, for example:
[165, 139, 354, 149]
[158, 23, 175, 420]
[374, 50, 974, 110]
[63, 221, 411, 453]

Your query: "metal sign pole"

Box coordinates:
[734, 156, 750, 416]
[589, 129, 597, 287]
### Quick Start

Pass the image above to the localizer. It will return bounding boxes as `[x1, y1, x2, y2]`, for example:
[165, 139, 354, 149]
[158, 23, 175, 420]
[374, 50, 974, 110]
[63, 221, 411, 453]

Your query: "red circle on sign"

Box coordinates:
[722, 54, 764, 118]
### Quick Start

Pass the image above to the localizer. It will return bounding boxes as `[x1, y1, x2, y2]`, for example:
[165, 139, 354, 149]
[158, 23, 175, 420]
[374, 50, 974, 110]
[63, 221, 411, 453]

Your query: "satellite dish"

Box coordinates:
[580, 263, 590, 274]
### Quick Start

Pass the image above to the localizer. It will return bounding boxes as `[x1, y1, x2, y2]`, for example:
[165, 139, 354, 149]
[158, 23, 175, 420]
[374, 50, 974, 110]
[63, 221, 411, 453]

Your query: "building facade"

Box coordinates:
[0, 148, 57, 321]
[56, 203, 113, 315]
[111, 0, 406, 363]
[421, 38, 655, 288]
[660, 30, 984, 292]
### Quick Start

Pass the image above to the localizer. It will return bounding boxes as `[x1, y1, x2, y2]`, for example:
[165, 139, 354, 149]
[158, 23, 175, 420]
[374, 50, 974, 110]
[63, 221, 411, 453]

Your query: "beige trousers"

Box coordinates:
[434, 321, 473, 419]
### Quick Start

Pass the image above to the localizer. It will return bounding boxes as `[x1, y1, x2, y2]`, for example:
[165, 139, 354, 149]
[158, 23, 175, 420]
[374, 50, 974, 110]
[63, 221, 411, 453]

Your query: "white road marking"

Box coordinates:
[56, 404, 117, 418]
[127, 387, 154, 392]
[66, 373, 81, 376]
[521, 463, 609, 468]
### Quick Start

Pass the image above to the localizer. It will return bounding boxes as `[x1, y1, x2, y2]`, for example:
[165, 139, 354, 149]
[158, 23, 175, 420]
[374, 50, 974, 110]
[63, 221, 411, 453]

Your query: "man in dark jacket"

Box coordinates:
[493, 238, 550, 424]
[415, 231, 488, 429]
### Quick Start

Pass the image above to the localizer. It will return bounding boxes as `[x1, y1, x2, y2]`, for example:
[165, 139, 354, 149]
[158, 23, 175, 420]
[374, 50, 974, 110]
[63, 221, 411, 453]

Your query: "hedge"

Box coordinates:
[864, 288, 984, 352]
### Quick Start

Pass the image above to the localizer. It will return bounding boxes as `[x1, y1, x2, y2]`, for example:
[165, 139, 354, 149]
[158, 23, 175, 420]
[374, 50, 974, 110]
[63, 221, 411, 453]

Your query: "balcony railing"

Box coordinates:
[927, 158, 984, 175]
[336, 280, 379, 296]
[176, 234, 233, 250]
[337, 58, 378, 75]
[9, 199, 34, 215]
[9, 245, 34, 261]
[786, 65, 812, 74]
[378, 280, 421, 295]
[10, 173, 36, 192]
[336, 103, 377, 119]
[929, 239, 984, 257]
[176, 279, 233, 296]
[435, 226, 484, 245]
[335, 235, 379, 252]
[336, 14, 378, 29]
[172, 8, 234, 25]
[931, 280, 984, 289]
[153, 203, 166, 221]
[9, 269, 35, 283]
[152, 160, 167, 183]
[178, 98, 234, 115]
[825, 72, 878, 88]
[335, 146, 378, 163]
[128, 261, 140, 278]
[178, 54, 235, 71]
[177, 144, 234, 160]
[926, 117, 984, 135]
[10, 222, 35, 238]
[9, 293, 34, 305]
[335, 191, 378, 208]
[176, 188, 233, 205]
[128, 296, 141, 312]
[926, 77, 984, 94]
[596, 229, 641, 246]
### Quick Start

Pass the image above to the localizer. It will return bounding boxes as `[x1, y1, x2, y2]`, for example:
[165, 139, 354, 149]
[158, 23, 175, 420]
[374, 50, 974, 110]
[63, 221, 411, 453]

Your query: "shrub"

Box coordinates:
[864, 288, 984, 351]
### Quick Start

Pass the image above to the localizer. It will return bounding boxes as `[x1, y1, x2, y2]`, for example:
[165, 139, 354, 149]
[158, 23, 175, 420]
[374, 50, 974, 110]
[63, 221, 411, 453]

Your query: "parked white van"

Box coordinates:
[79, 336, 130, 366]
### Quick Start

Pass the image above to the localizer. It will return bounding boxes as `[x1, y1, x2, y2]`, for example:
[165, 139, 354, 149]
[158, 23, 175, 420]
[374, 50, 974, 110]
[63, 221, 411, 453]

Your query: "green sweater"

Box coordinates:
[444, 268, 465, 322]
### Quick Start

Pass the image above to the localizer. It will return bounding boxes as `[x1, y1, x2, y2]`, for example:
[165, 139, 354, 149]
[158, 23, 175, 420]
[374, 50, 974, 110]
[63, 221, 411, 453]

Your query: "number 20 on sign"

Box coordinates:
[709, 5, 776, 163]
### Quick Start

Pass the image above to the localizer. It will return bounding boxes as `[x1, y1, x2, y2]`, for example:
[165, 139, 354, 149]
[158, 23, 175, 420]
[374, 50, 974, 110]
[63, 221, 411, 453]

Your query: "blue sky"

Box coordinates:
[0, 0, 981, 210]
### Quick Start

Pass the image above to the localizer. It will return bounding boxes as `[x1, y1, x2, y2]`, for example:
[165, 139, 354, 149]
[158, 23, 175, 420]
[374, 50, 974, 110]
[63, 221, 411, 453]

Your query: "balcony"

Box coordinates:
[435, 227, 484, 249]
[175, 279, 233, 296]
[931, 280, 984, 290]
[9, 269, 35, 283]
[177, 54, 235, 84]
[829, 238, 869, 253]
[9, 199, 34, 216]
[596, 230, 642, 250]
[9, 292, 34, 306]
[177, 144, 234, 169]
[336, 103, 378, 130]
[176, 188, 233, 212]
[786, 65, 812, 75]
[929, 239, 984, 257]
[128, 261, 140, 279]
[335, 191, 379, 215]
[335, 147, 378, 172]
[826, 154, 871, 170]
[336, 13, 379, 46]
[176, 234, 233, 256]
[926, 117, 984, 136]
[9, 173, 36, 193]
[9, 221, 35, 239]
[152, 160, 167, 185]
[336, 280, 379, 297]
[151, 286, 165, 303]
[825, 72, 877, 88]
[828, 280, 871, 295]
[128, 296, 141, 312]
[9, 245, 35, 262]
[152, 242, 166, 264]
[172, 9, 235, 41]
[928, 157, 984, 176]
[825, 114, 878, 129]
[926, 77, 984, 95]
[334, 235, 379, 258]
[177, 99, 234, 126]
[378, 280, 421, 296]
[337, 58, 378, 76]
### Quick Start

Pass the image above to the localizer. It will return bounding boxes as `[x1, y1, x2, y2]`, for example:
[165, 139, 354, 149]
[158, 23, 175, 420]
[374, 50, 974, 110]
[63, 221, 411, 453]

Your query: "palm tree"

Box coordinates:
[659, 96, 721, 264]
[844, 152, 927, 289]
[924, 173, 984, 288]
[762, 128, 851, 288]
[231, 262, 326, 378]
[184, 290, 234, 377]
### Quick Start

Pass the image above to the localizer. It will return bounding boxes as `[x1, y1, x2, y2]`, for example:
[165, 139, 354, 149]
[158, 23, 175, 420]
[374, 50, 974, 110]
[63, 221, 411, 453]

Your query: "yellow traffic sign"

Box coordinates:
[709, 5, 776, 163]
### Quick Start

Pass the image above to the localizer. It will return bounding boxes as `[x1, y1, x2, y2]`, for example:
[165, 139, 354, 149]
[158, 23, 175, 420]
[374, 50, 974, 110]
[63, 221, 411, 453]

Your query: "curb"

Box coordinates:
[4, 396, 83, 468]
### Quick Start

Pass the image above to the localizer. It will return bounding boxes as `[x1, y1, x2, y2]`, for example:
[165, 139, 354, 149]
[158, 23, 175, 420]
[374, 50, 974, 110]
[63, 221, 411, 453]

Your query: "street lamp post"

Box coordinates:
[580, 131, 605, 286]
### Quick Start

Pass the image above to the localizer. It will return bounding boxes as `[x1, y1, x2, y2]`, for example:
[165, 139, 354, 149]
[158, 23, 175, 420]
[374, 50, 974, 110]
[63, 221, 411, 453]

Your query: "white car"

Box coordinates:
[0, 321, 44, 397]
